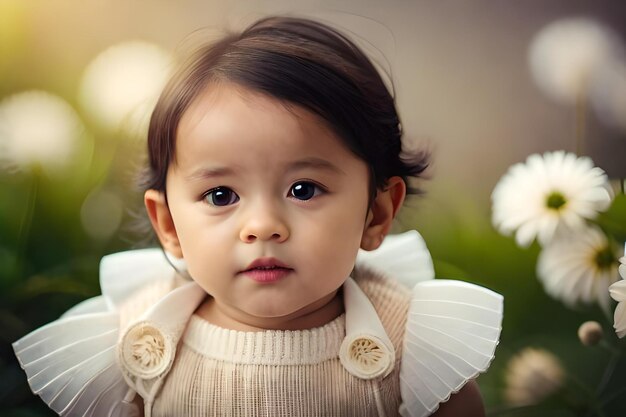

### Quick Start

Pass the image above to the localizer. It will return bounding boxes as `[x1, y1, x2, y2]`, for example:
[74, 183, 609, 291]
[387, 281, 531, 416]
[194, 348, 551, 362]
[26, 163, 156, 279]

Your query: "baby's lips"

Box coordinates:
[242, 256, 292, 272]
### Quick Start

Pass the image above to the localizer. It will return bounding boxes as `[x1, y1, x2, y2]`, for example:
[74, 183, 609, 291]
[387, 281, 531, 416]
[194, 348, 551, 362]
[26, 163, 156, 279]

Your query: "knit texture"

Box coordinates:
[152, 267, 411, 417]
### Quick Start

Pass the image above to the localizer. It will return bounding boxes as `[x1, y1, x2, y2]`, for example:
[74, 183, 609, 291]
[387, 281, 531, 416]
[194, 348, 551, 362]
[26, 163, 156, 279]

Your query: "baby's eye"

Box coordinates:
[289, 181, 324, 201]
[204, 187, 239, 206]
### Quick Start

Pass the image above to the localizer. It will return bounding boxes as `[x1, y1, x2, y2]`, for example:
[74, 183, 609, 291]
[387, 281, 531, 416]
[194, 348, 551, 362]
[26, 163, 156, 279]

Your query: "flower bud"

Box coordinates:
[578, 321, 604, 346]
[504, 347, 564, 406]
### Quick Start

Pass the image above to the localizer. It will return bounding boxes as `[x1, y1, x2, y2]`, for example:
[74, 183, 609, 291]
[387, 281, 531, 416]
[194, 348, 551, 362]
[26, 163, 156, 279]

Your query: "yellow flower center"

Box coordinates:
[546, 191, 567, 210]
[594, 246, 616, 270]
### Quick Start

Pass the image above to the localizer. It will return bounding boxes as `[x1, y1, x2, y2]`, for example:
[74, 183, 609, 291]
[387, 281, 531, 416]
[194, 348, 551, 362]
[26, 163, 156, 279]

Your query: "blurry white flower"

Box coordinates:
[80, 188, 124, 240]
[529, 18, 623, 104]
[504, 347, 565, 406]
[609, 251, 626, 338]
[0, 91, 84, 174]
[492, 151, 612, 248]
[79, 41, 172, 136]
[537, 225, 621, 313]
[589, 61, 626, 133]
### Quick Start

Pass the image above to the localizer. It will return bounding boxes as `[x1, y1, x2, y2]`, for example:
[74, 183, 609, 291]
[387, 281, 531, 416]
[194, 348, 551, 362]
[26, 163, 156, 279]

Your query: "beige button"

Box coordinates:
[120, 322, 172, 379]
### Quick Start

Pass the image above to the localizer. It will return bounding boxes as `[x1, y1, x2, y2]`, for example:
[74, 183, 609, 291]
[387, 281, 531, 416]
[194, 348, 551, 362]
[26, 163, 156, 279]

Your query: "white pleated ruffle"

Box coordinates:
[356, 229, 435, 289]
[12, 311, 137, 416]
[100, 248, 178, 310]
[12, 248, 181, 417]
[399, 280, 503, 417]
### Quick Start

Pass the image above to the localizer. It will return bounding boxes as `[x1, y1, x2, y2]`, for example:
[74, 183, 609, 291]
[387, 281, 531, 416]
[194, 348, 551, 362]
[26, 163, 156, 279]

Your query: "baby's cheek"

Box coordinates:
[330, 209, 368, 244]
[307, 219, 361, 269]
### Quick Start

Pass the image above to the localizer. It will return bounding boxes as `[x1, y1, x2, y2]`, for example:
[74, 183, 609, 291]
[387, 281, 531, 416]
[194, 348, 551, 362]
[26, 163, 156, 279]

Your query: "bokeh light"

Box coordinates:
[0, 90, 85, 175]
[528, 17, 624, 104]
[79, 41, 172, 137]
[80, 188, 124, 241]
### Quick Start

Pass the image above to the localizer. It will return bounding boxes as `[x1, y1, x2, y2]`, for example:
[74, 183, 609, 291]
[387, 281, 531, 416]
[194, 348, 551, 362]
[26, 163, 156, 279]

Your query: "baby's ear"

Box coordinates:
[360, 176, 406, 251]
[144, 189, 183, 258]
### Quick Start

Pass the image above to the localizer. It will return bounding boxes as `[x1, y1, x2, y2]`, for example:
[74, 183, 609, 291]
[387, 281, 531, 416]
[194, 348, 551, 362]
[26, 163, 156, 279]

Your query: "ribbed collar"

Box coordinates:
[183, 312, 346, 365]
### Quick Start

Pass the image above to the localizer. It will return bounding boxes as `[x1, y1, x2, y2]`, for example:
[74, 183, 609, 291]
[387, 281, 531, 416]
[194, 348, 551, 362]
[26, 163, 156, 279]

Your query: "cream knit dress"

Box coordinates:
[153, 269, 411, 417]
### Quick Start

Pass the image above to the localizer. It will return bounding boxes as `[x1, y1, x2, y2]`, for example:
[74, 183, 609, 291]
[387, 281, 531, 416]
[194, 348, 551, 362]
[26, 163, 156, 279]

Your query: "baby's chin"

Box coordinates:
[236, 296, 340, 331]
[240, 300, 313, 322]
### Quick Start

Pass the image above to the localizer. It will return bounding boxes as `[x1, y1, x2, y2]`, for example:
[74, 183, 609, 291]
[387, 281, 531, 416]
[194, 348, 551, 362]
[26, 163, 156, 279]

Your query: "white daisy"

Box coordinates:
[79, 41, 172, 136]
[0, 90, 84, 174]
[537, 225, 621, 314]
[504, 347, 565, 406]
[608, 249, 626, 338]
[529, 17, 623, 104]
[491, 151, 612, 248]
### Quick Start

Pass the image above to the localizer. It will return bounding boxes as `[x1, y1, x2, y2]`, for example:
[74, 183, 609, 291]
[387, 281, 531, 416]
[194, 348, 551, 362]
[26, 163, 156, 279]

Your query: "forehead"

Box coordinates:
[174, 82, 350, 167]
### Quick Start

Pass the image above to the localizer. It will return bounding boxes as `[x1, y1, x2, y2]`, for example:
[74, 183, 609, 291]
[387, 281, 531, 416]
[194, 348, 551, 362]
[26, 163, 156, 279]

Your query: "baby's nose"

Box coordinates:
[239, 206, 289, 243]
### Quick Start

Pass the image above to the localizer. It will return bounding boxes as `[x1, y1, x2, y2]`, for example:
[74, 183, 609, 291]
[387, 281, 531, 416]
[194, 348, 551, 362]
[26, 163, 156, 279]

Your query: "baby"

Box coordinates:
[14, 15, 503, 417]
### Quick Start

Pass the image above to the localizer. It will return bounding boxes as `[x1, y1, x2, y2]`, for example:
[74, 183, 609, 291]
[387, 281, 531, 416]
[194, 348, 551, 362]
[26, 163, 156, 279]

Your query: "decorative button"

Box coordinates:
[119, 321, 173, 380]
[340, 335, 394, 380]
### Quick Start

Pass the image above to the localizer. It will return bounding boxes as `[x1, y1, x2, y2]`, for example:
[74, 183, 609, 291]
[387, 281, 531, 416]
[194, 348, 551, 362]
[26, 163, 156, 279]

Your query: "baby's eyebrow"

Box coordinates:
[186, 166, 237, 181]
[286, 157, 346, 176]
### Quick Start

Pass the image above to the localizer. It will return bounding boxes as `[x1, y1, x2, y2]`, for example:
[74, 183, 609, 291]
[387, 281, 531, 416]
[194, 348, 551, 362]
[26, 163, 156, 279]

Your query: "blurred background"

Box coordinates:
[1, 0, 625, 416]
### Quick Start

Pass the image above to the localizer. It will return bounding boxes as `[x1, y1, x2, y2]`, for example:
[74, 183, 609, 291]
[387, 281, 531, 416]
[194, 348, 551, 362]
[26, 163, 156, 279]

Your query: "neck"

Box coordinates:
[195, 288, 345, 332]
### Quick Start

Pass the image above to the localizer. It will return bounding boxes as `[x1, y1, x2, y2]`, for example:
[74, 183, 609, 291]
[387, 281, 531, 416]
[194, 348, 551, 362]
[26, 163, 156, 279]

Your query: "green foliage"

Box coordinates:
[597, 193, 626, 243]
[0, 141, 144, 416]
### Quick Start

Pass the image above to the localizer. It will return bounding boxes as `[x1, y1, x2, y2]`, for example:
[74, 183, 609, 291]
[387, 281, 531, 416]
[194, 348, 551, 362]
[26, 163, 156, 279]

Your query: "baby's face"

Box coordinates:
[164, 83, 372, 325]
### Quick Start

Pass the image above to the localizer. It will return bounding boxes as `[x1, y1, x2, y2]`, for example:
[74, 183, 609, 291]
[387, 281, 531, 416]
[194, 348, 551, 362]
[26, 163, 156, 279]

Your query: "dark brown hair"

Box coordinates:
[144, 15, 429, 203]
